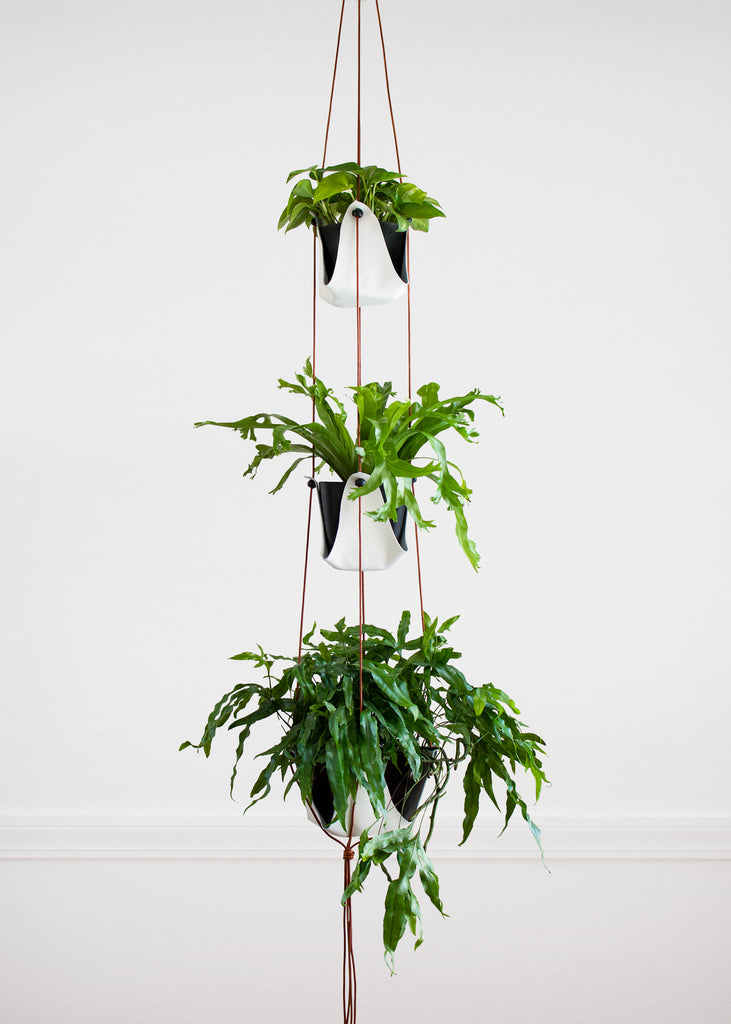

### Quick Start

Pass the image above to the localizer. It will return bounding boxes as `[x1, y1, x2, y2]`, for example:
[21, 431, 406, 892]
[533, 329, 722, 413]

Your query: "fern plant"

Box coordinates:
[181, 610, 547, 971]
[195, 363, 503, 570]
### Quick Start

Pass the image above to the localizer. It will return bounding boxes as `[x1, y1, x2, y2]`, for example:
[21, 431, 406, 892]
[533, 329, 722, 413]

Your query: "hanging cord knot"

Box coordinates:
[342, 837, 357, 1024]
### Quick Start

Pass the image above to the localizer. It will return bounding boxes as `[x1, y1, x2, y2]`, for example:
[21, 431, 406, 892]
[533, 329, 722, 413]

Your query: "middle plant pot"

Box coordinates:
[316, 472, 408, 572]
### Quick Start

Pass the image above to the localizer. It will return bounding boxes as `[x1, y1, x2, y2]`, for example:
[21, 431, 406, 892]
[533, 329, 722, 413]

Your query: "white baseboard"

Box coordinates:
[1, 815, 729, 861]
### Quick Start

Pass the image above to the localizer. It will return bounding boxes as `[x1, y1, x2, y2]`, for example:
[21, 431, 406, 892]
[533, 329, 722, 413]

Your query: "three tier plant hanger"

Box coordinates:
[183, 2, 548, 1020]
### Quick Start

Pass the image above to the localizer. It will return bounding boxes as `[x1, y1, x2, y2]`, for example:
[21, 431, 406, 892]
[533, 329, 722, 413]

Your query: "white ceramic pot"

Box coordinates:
[316, 472, 408, 571]
[306, 753, 434, 840]
[306, 782, 411, 839]
[317, 200, 408, 307]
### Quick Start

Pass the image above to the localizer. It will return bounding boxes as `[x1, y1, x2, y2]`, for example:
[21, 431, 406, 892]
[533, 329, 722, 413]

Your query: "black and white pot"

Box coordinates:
[307, 753, 432, 839]
[317, 200, 408, 308]
[316, 472, 408, 571]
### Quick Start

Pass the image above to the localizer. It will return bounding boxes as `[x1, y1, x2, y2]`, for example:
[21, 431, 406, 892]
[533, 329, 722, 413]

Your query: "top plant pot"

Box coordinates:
[317, 200, 408, 308]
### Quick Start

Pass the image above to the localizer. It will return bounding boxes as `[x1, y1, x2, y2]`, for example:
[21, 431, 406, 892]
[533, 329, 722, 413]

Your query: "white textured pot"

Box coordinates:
[317, 200, 408, 307]
[306, 783, 410, 839]
[316, 472, 408, 571]
[306, 753, 434, 840]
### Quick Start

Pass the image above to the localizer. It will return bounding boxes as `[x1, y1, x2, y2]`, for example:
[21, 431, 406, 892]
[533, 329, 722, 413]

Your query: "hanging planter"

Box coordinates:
[317, 472, 407, 571]
[195, 363, 504, 572]
[181, 611, 548, 970]
[317, 201, 407, 307]
[279, 162, 445, 307]
[188, 0, 549, 1008]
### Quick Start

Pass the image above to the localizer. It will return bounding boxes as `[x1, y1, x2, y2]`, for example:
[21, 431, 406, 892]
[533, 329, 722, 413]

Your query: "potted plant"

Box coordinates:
[279, 163, 445, 307]
[181, 610, 547, 970]
[195, 362, 504, 571]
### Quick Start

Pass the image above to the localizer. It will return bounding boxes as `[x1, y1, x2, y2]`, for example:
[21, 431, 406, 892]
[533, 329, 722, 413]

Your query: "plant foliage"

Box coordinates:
[195, 363, 503, 570]
[279, 162, 445, 233]
[181, 611, 547, 970]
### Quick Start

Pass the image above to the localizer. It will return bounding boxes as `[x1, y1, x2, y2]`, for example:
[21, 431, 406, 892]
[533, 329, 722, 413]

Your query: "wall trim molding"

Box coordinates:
[1, 815, 729, 861]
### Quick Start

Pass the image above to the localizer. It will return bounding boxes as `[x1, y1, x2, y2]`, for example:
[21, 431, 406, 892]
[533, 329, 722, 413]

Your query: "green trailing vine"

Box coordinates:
[195, 362, 504, 571]
[279, 162, 445, 233]
[181, 611, 547, 971]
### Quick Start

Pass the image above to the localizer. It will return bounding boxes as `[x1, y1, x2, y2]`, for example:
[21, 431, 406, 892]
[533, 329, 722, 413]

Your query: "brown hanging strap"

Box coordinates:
[372, 0, 423, 626]
[356, 212, 364, 713]
[403, 234, 427, 630]
[342, 843, 357, 1024]
[350, 7, 364, 1023]
[374, 0, 402, 176]
[297, 230, 319, 664]
[295, 6, 427, 1023]
[305, 792, 358, 1024]
[298, 0, 343, 663]
[322, 0, 347, 167]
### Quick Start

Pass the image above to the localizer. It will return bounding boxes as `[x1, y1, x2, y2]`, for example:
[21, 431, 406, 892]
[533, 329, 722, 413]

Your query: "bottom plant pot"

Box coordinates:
[307, 752, 433, 839]
[316, 473, 408, 572]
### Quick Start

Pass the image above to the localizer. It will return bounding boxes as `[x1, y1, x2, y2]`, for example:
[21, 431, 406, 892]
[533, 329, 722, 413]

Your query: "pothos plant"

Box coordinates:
[195, 362, 503, 571]
[279, 162, 445, 233]
[181, 610, 547, 971]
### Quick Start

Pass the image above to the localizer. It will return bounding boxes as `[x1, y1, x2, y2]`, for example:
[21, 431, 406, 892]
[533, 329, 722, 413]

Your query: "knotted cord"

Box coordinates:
[342, 844, 357, 1023]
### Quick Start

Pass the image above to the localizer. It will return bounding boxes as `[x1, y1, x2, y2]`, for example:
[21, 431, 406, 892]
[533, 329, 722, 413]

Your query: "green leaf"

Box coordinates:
[322, 161, 362, 175]
[359, 708, 387, 819]
[312, 172, 353, 202]
[325, 739, 350, 830]
[460, 762, 481, 845]
[229, 727, 248, 798]
[396, 610, 411, 647]
[284, 202, 312, 232]
[292, 179, 315, 199]
[286, 165, 318, 183]
[362, 659, 412, 708]
[383, 839, 422, 973]
[416, 839, 446, 916]
[399, 200, 445, 219]
[326, 705, 355, 829]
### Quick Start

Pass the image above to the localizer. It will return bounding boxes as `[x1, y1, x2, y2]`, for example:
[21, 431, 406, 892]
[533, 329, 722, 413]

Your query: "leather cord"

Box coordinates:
[294, 5, 429, 1021]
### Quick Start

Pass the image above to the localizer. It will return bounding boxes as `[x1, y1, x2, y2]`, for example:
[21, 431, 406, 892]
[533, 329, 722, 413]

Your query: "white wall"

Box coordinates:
[1, 1, 730, 1021]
